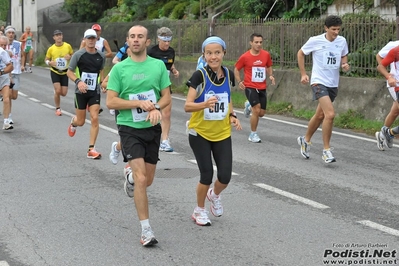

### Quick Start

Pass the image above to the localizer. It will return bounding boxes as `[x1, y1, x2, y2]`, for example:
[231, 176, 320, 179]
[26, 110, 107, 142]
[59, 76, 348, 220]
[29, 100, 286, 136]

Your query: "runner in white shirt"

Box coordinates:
[374, 40, 399, 150]
[297, 15, 350, 163]
[0, 36, 14, 130]
[5, 26, 24, 124]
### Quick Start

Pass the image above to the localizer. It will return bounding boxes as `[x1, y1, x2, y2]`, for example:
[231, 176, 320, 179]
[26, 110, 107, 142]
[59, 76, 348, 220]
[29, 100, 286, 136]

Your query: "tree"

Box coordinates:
[63, 0, 118, 22]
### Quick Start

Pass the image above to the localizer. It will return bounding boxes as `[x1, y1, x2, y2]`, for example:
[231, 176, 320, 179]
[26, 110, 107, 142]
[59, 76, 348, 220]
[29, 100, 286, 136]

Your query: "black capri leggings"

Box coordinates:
[189, 134, 232, 185]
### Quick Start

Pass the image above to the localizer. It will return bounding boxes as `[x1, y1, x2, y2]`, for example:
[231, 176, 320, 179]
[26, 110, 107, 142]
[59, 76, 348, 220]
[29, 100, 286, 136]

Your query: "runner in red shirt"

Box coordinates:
[234, 33, 275, 143]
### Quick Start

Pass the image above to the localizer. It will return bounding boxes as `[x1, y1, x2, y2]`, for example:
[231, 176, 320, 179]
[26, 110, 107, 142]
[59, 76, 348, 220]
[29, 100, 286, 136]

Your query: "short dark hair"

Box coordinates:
[324, 15, 342, 28]
[250, 33, 263, 42]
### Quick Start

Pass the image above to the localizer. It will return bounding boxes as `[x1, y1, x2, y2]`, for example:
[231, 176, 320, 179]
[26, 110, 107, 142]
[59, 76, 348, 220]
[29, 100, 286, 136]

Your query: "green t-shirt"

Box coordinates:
[107, 56, 171, 129]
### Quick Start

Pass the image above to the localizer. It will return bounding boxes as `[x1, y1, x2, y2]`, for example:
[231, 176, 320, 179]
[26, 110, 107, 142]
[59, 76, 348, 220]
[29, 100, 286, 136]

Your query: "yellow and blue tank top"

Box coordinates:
[190, 66, 232, 141]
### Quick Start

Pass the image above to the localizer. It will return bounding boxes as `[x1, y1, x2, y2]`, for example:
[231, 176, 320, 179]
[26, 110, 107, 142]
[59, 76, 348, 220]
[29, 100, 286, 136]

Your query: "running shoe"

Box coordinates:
[375, 131, 384, 151]
[87, 148, 102, 159]
[380, 126, 394, 148]
[3, 122, 13, 130]
[243, 100, 251, 118]
[28, 67, 32, 73]
[109, 141, 120, 165]
[206, 188, 223, 217]
[8, 118, 13, 125]
[185, 120, 189, 135]
[248, 132, 261, 143]
[68, 116, 76, 137]
[55, 108, 62, 116]
[191, 208, 211, 226]
[322, 149, 336, 163]
[123, 164, 134, 198]
[160, 139, 174, 152]
[140, 227, 158, 247]
[109, 109, 115, 115]
[297, 136, 310, 159]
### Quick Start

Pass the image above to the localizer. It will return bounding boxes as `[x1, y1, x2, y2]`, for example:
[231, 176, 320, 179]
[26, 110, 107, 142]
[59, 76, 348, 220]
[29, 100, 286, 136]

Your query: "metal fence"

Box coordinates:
[44, 16, 397, 77]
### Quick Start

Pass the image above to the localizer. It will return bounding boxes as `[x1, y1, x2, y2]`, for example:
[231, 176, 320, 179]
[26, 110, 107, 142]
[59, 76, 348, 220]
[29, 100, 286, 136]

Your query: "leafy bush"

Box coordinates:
[63, 0, 100, 22]
[147, 5, 160, 20]
[190, 1, 200, 17]
[161, 1, 179, 18]
[170, 2, 189, 19]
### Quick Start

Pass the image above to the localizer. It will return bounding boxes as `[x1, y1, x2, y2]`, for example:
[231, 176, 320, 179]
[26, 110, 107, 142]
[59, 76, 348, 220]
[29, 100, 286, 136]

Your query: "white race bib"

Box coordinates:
[322, 51, 340, 69]
[81, 72, 98, 91]
[204, 92, 229, 120]
[251, 67, 266, 82]
[55, 58, 68, 70]
[129, 89, 157, 122]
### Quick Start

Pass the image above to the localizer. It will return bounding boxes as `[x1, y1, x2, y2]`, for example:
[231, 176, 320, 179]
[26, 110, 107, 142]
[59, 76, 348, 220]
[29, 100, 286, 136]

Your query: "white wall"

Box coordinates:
[11, 0, 38, 32]
[327, 1, 396, 21]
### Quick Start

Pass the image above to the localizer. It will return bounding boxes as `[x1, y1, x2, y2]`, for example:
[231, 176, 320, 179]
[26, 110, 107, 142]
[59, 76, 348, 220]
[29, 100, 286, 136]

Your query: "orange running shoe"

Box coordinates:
[55, 108, 62, 116]
[87, 148, 102, 159]
[68, 116, 76, 137]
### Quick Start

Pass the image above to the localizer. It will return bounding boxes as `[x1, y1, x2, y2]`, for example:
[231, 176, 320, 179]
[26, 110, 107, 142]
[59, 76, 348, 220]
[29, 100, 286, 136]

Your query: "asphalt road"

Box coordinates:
[0, 66, 398, 266]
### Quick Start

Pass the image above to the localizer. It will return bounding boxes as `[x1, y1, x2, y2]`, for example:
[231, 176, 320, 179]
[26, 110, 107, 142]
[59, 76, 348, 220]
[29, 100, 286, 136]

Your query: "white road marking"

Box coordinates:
[0, 261, 10, 266]
[358, 220, 399, 237]
[29, 97, 40, 102]
[188, 159, 239, 175]
[254, 182, 330, 209]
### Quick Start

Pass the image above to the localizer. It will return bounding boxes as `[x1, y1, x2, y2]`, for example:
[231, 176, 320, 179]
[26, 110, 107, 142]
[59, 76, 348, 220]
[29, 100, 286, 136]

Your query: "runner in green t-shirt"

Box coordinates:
[106, 25, 171, 247]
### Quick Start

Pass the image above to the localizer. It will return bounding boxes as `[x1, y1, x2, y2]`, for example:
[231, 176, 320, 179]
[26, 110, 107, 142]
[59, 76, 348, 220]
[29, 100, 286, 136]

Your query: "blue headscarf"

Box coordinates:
[201, 36, 226, 53]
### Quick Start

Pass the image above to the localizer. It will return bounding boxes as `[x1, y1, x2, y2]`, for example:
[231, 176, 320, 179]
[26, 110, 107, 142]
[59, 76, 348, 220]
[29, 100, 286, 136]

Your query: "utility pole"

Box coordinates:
[21, 0, 24, 31]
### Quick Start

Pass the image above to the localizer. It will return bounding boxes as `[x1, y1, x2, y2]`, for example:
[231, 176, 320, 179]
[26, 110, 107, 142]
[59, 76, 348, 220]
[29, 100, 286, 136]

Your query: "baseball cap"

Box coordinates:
[84, 29, 97, 39]
[53, 29, 62, 35]
[91, 24, 101, 31]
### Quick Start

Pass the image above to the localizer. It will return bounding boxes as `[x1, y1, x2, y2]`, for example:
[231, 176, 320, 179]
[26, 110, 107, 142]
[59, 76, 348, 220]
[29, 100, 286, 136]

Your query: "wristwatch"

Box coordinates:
[154, 104, 161, 111]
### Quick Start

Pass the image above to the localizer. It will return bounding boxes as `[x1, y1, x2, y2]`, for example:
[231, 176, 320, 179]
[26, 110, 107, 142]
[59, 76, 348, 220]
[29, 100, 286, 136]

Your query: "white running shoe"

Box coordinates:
[206, 188, 223, 217]
[243, 100, 251, 118]
[3, 122, 13, 130]
[109, 141, 120, 165]
[248, 132, 261, 143]
[140, 227, 158, 246]
[322, 149, 336, 163]
[297, 136, 310, 159]
[191, 208, 211, 226]
[185, 120, 189, 135]
[380, 126, 394, 148]
[375, 131, 384, 151]
[123, 164, 134, 198]
[109, 109, 115, 115]
[160, 139, 174, 152]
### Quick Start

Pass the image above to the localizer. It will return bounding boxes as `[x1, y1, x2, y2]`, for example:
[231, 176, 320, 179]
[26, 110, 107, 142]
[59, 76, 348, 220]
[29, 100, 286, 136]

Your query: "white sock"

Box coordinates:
[140, 219, 150, 231]
[195, 206, 205, 212]
[4, 119, 8, 124]
[212, 189, 219, 198]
